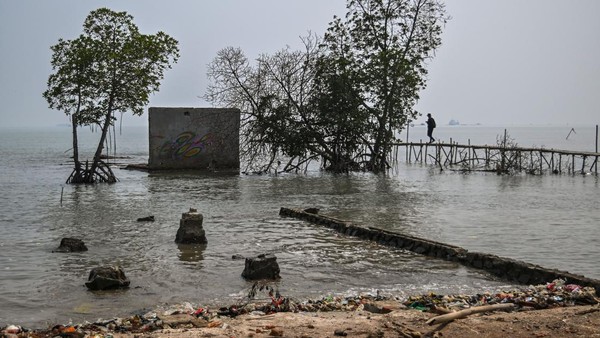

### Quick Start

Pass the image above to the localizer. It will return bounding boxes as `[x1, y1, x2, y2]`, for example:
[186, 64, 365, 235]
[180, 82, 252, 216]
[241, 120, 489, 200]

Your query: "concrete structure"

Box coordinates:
[148, 107, 240, 170]
[280, 207, 600, 295]
[175, 208, 207, 244]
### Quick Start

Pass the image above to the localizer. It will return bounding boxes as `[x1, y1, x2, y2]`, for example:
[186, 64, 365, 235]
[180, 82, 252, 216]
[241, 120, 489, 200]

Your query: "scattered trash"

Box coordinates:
[402, 279, 597, 312]
[163, 302, 195, 316]
[1, 279, 596, 337]
[4, 325, 21, 334]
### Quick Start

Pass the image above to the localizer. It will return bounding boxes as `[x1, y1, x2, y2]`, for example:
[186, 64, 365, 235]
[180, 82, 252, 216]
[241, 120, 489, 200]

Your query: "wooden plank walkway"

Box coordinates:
[391, 142, 599, 175]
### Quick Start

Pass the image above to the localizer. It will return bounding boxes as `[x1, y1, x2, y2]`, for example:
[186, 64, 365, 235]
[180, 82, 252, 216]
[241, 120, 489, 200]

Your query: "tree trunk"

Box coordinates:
[86, 108, 117, 183]
[72, 115, 80, 173]
[66, 102, 85, 184]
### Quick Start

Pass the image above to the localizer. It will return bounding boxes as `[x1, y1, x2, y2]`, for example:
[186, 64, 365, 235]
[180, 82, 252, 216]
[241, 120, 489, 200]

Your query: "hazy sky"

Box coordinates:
[1, 0, 598, 128]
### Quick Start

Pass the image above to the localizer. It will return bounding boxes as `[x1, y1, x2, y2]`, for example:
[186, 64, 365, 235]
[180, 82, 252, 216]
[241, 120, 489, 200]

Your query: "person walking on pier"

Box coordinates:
[426, 113, 436, 143]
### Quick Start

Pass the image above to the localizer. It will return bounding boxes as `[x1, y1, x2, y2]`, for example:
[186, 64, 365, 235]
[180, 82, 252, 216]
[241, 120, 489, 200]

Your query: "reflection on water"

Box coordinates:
[0, 126, 598, 328]
[177, 243, 206, 263]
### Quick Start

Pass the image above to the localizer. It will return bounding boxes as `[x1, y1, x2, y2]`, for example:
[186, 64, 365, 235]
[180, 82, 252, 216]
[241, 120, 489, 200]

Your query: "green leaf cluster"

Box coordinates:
[322, 0, 448, 171]
[44, 8, 179, 125]
[43, 8, 179, 183]
[205, 0, 447, 174]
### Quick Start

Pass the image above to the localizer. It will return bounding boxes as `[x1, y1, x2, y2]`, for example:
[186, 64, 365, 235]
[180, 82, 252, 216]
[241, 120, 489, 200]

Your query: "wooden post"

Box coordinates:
[405, 120, 410, 163]
[530, 151, 533, 173]
[559, 154, 562, 173]
[449, 138, 453, 165]
[501, 129, 507, 171]
[454, 141, 459, 164]
[594, 125, 598, 176]
[468, 139, 472, 168]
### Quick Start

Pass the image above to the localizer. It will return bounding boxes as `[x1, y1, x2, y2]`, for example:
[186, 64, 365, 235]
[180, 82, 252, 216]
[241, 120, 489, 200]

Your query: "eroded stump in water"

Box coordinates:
[85, 266, 130, 290]
[242, 254, 281, 280]
[175, 208, 207, 244]
[53, 238, 88, 253]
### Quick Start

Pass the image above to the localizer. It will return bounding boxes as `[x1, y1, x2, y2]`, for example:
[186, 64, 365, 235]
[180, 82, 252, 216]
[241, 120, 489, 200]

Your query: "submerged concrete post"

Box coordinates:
[242, 254, 281, 280]
[175, 208, 207, 244]
[85, 266, 130, 290]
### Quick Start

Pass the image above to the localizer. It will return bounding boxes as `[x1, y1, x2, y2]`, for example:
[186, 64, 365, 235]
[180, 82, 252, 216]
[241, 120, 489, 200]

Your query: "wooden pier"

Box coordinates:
[392, 141, 599, 175]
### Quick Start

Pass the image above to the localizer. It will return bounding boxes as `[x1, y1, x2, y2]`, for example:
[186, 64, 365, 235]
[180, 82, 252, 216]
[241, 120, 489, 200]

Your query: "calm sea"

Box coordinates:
[0, 124, 598, 327]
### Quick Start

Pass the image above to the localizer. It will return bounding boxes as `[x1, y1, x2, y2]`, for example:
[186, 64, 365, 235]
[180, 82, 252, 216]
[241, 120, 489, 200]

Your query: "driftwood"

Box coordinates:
[426, 303, 516, 325]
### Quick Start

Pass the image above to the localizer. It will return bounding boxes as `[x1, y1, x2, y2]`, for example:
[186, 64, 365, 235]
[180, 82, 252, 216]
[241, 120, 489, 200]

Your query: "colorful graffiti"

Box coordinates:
[160, 131, 215, 159]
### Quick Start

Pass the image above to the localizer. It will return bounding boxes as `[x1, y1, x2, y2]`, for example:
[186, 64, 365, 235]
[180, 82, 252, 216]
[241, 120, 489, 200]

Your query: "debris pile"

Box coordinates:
[1, 279, 597, 337]
[404, 279, 598, 312]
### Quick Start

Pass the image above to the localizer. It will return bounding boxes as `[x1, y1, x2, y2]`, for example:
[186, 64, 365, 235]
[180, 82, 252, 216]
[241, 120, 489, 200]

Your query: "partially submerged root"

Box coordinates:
[66, 160, 117, 184]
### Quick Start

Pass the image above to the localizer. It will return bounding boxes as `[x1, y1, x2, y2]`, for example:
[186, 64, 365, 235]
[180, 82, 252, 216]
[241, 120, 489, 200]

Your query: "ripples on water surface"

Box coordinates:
[0, 126, 598, 327]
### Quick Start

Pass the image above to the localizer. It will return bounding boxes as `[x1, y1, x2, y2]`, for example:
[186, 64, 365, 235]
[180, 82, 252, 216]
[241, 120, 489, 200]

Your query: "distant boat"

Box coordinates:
[448, 119, 460, 126]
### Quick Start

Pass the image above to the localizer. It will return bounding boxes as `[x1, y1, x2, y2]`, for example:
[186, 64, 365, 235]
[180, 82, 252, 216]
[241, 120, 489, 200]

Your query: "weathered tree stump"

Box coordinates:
[53, 238, 88, 253]
[242, 254, 281, 280]
[175, 208, 207, 244]
[85, 266, 130, 290]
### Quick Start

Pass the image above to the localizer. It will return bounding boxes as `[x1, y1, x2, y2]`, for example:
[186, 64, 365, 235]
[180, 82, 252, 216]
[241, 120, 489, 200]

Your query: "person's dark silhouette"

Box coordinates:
[426, 113, 436, 143]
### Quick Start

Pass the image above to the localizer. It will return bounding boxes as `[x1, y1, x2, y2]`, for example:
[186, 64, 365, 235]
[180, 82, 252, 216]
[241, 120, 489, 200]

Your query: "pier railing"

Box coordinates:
[392, 141, 599, 175]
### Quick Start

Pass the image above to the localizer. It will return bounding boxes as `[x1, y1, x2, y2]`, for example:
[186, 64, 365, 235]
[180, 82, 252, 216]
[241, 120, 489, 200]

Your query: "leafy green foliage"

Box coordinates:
[205, 0, 447, 174]
[322, 0, 448, 171]
[43, 8, 179, 183]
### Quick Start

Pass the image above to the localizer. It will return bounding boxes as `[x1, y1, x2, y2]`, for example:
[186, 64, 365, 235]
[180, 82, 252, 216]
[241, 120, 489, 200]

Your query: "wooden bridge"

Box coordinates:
[391, 141, 599, 175]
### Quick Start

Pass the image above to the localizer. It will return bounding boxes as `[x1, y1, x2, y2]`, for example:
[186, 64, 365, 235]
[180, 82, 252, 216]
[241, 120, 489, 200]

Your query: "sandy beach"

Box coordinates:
[5, 301, 599, 338]
[3, 285, 599, 338]
[111, 303, 600, 338]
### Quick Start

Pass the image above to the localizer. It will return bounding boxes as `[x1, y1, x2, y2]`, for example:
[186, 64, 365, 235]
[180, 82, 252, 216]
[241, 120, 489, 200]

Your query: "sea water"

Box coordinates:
[0, 124, 598, 327]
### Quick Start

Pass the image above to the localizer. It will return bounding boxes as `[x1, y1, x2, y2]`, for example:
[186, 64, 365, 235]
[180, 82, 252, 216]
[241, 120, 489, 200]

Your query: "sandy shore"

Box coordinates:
[3, 290, 600, 338]
[115, 302, 600, 338]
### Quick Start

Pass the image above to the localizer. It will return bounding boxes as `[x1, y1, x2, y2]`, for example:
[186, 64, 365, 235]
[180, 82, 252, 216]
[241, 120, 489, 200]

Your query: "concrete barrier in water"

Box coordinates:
[279, 207, 600, 294]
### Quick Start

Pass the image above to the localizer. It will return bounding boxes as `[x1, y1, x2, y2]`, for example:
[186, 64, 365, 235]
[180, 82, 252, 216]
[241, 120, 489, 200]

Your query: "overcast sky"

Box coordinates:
[1, 0, 598, 128]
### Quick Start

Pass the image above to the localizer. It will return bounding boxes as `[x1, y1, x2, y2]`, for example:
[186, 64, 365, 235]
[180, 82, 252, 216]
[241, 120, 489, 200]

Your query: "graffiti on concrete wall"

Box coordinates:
[148, 107, 240, 170]
[159, 131, 216, 160]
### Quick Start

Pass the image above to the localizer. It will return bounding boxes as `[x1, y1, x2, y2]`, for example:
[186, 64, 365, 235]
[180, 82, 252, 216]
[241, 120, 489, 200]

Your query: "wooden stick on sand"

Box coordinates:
[426, 303, 516, 326]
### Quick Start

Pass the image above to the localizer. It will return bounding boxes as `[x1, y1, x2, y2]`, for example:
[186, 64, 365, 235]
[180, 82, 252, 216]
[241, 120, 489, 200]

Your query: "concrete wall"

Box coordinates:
[279, 207, 600, 294]
[148, 107, 240, 170]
